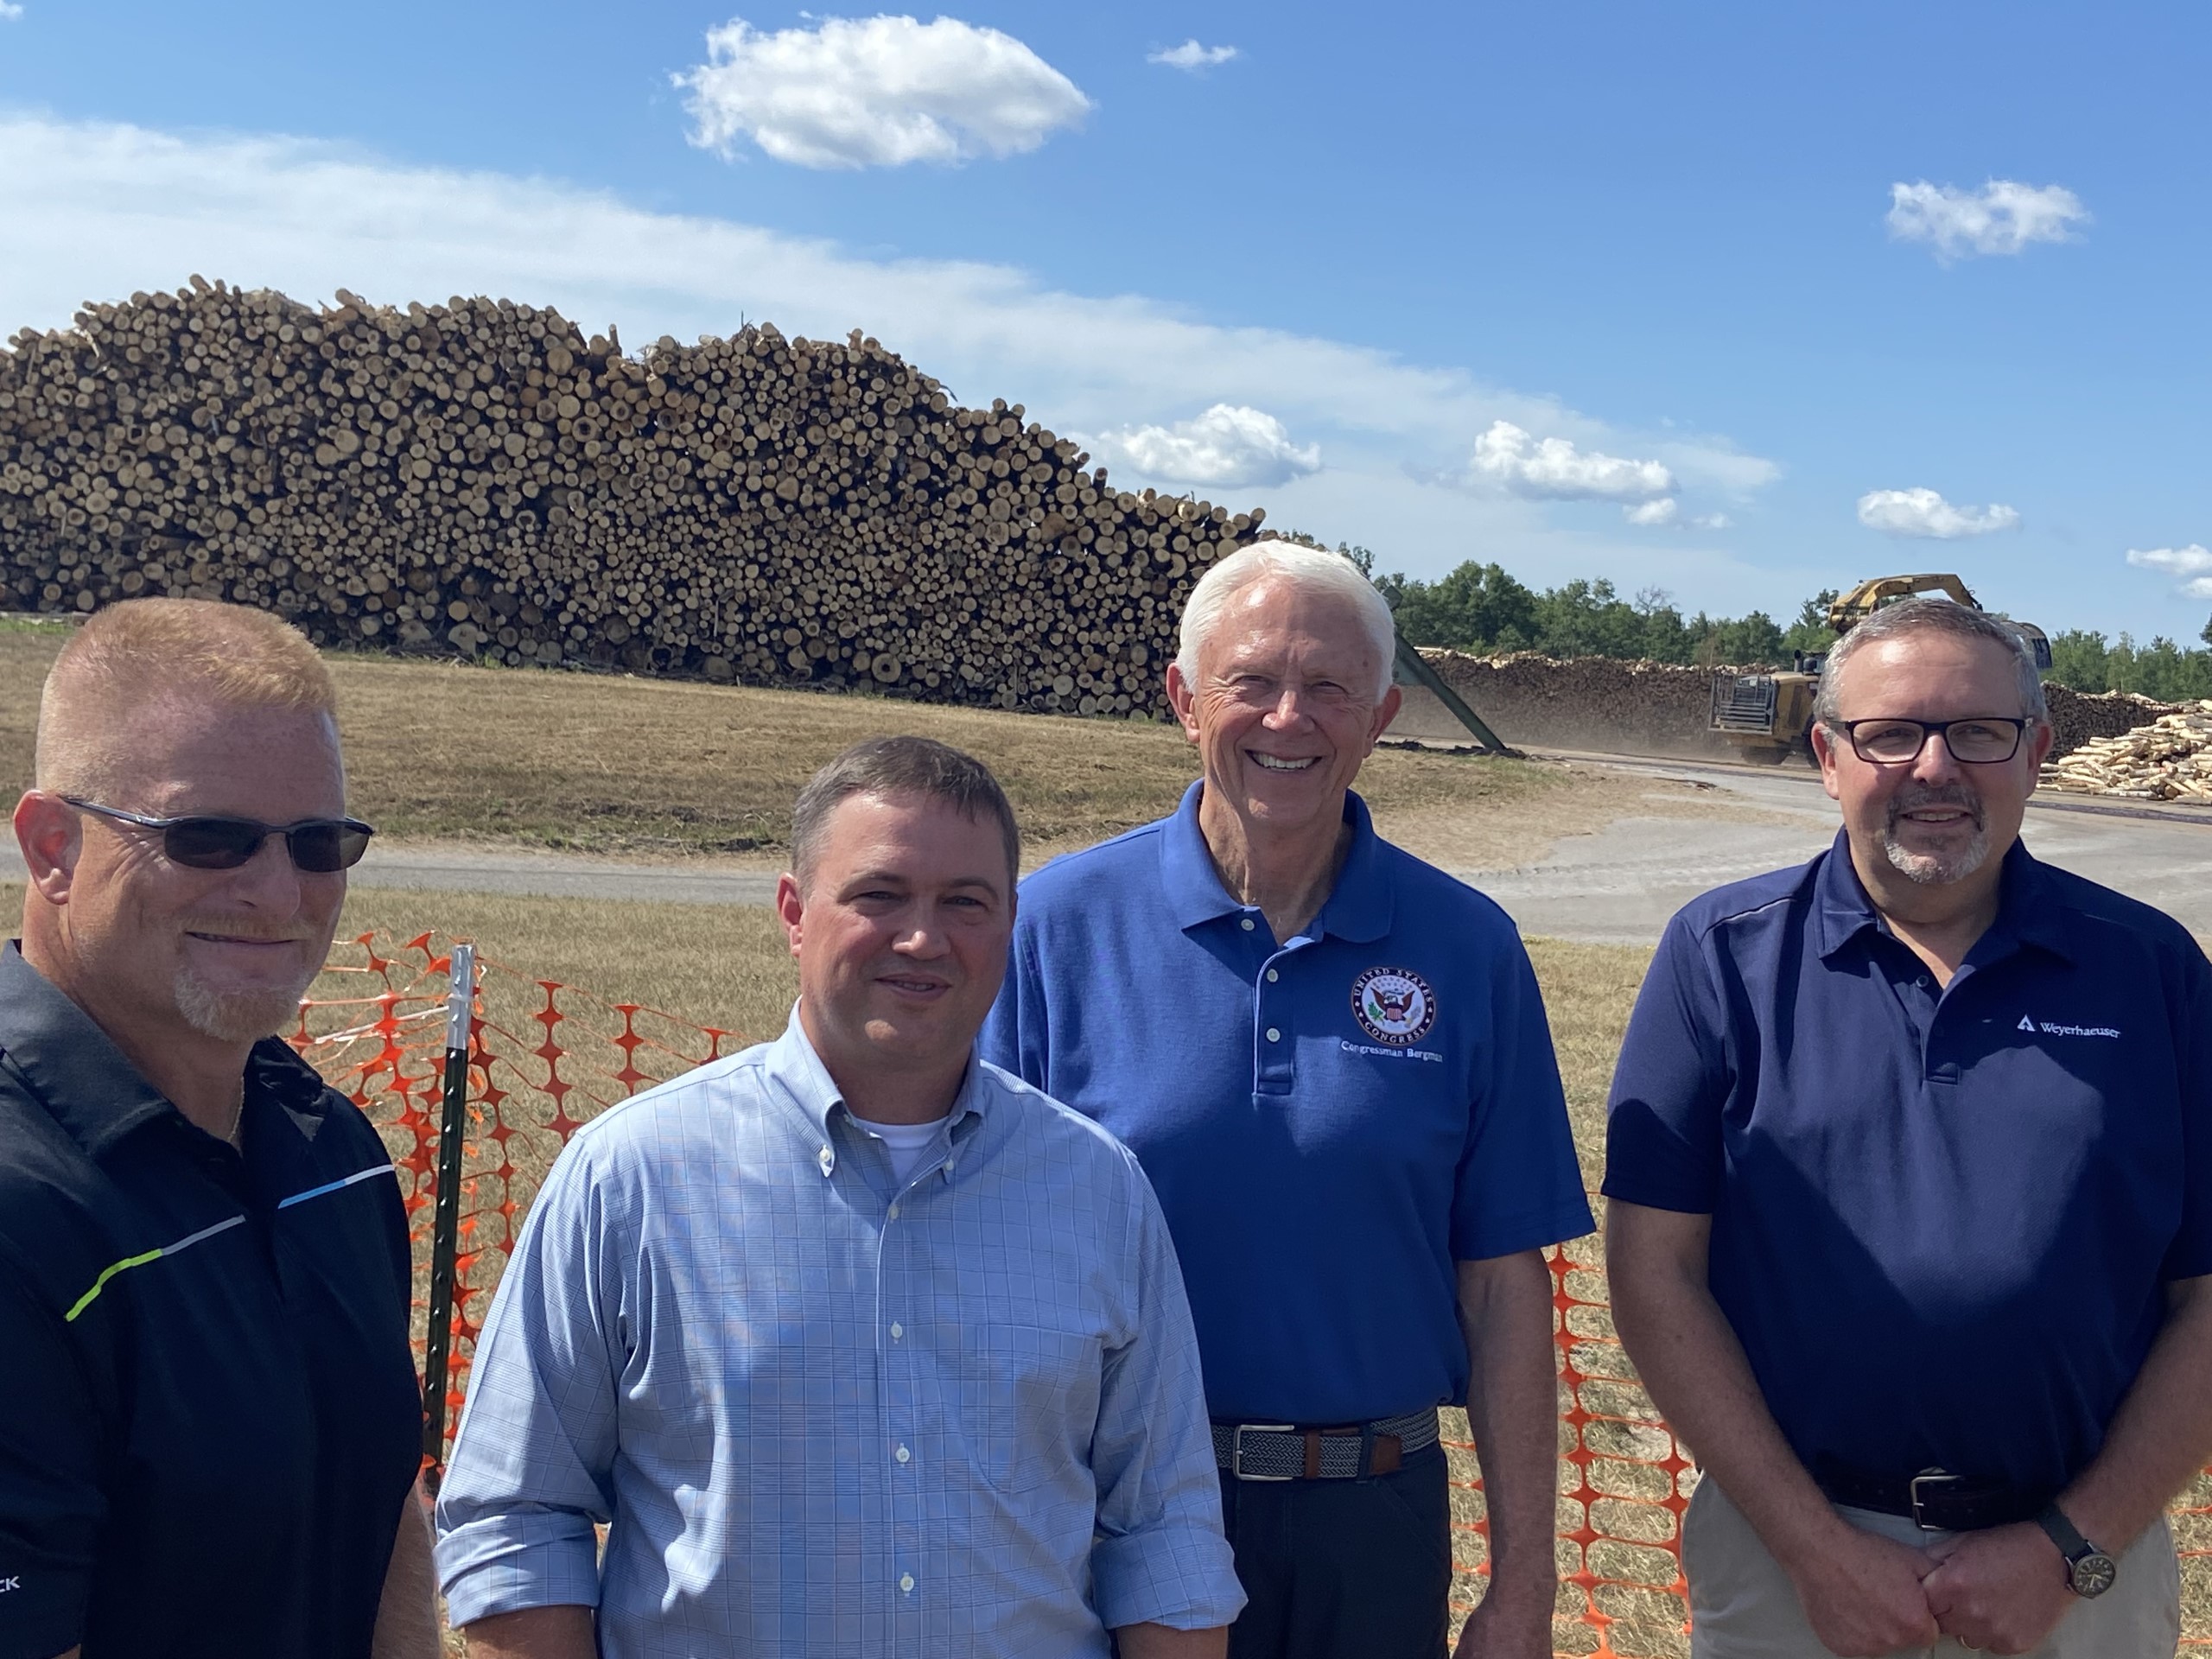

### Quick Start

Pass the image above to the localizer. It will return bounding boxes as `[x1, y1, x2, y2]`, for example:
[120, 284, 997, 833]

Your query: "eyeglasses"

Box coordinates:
[1832, 717, 2031, 766]
[63, 798, 376, 873]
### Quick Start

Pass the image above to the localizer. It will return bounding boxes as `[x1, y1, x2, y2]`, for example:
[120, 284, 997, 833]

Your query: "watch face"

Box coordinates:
[2071, 1552, 2119, 1599]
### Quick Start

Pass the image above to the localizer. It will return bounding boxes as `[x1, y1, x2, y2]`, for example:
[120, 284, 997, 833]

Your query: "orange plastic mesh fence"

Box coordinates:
[289, 931, 735, 1434]
[289, 929, 2212, 1658]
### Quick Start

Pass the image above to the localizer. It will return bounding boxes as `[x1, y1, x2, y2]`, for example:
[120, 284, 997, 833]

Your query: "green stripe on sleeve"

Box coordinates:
[62, 1214, 249, 1323]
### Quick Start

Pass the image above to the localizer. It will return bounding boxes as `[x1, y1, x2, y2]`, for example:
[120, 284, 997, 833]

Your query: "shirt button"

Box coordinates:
[895, 1444, 911, 1464]
[1239, 917, 1255, 931]
[890, 1322, 904, 1339]
[1265, 1027, 1281, 1043]
[899, 1573, 916, 1594]
[1266, 968, 1279, 982]
[887, 1203, 900, 1221]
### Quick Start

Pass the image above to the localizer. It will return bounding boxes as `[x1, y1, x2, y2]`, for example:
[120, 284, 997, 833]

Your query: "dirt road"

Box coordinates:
[2, 760, 2201, 945]
[1476, 757, 2212, 943]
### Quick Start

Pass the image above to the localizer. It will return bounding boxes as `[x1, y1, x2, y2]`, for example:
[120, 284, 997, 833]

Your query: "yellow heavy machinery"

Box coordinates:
[1708, 574, 2053, 764]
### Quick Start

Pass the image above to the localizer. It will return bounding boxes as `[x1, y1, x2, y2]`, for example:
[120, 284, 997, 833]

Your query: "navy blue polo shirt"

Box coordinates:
[1604, 832, 2212, 1498]
[0, 944, 422, 1659]
[982, 783, 1593, 1425]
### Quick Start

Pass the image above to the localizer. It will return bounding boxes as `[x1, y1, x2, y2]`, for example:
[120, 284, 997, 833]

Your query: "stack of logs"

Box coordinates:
[2041, 701, 2212, 803]
[0, 278, 1264, 716]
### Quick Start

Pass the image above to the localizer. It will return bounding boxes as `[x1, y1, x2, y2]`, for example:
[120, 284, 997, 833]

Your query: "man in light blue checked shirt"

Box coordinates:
[435, 735, 1243, 1658]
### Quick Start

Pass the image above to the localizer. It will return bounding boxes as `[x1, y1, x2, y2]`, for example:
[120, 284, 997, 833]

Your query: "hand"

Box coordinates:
[1452, 1588, 1553, 1659]
[1782, 1523, 1941, 1657]
[1921, 1522, 2074, 1654]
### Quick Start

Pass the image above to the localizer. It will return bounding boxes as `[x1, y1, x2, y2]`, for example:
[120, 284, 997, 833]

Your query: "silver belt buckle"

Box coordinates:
[1232, 1423, 1298, 1482]
[1909, 1468, 1962, 1531]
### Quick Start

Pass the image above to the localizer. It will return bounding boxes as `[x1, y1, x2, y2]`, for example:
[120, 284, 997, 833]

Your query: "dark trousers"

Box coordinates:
[1216, 1442, 1452, 1659]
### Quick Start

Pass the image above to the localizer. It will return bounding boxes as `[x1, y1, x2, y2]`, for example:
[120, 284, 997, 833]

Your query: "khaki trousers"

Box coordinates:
[1681, 1476, 2181, 1658]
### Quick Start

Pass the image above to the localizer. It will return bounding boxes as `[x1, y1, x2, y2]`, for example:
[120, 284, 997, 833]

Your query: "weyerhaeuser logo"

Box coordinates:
[2018, 1014, 2123, 1039]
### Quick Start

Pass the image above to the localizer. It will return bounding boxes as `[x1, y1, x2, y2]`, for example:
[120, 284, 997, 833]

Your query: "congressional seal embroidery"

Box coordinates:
[1351, 967, 1437, 1046]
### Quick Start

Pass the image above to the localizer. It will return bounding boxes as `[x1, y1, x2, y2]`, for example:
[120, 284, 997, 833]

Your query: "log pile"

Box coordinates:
[2040, 702, 2212, 803]
[1419, 650, 2186, 764]
[0, 279, 1263, 715]
[1417, 649, 1747, 760]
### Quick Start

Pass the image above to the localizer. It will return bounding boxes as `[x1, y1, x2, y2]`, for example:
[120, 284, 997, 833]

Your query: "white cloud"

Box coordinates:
[1624, 500, 1732, 531]
[0, 4, 24, 21]
[2127, 545, 2212, 600]
[674, 14, 1090, 168]
[0, 107, 1779, 620]
[1857, 487, 2022, 538]
[1471, 420, 1674, 501]
[0, 114, 1776, 481]
[1149, 40, 1237, 71]
[1885, 180, 2088, 263]
[1092, 404, 1319, 488]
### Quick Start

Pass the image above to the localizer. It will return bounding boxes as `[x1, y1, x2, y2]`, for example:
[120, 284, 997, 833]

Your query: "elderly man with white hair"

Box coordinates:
[983, 539, 1592, 1659]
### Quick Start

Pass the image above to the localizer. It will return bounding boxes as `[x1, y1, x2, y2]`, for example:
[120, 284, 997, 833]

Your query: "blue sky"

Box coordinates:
[3, 1, 2208, 640]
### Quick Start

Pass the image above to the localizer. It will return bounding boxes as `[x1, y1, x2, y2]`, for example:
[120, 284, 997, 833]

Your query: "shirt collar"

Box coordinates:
[766, 1002, 993, 1145]
[0, 942, 340, 1160]
[0, 940, 190, 1158]
[1812, 830, 2072, 965]
[1156, 781, 1395, 944]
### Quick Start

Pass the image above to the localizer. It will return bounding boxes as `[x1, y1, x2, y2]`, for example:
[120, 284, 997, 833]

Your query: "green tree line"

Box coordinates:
[1279, 533, 2212, 698]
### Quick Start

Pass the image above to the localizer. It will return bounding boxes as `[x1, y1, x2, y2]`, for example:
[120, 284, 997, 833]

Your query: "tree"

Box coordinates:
[1783, 590, 1840, 658]
[2047, 630, 2112, 693]
[1380, 561, 1541, 652]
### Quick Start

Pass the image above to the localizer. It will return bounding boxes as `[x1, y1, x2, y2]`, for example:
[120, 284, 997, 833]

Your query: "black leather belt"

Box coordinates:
[1212, 1408, 1440, 1481]
[1817, 1466, 2047, 1531]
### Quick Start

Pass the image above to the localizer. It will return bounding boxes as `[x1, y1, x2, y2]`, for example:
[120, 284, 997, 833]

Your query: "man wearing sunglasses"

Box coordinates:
[1603, 596, 2212, 1657]
[0, 598, 436, 1659]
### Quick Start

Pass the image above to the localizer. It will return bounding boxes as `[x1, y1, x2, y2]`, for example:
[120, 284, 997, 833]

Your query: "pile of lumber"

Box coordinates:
[2040, 702, 2212, 803]
[0, 279, 1263, 715]
[1418, 652, 2187, 765]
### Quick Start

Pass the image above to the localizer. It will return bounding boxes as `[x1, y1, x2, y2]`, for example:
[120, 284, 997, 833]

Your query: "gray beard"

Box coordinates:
[174, 966, 312, 1044]
[1881, 785, 1991, 886]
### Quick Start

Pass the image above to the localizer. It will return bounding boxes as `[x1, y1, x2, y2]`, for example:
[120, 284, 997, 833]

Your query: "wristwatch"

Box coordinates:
[2036, 1503, 2118, 1599]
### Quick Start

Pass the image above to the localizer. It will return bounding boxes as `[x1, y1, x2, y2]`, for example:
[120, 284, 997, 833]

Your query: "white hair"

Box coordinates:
[1175, 538, 1397, 700]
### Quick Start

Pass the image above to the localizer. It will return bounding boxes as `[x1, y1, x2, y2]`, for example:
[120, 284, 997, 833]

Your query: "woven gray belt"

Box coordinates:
[1211, 1408, 1440, 1481]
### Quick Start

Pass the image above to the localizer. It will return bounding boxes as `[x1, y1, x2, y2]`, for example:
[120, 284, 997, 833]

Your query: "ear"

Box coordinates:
[775, 871, 805, 961]
[1369, 684, 1403, 746]
[2028, 718, 2057, 778]
[1164, 662, 1201, 745]
[14, 791, 84, 906]
[1809, 722, 1846, 804]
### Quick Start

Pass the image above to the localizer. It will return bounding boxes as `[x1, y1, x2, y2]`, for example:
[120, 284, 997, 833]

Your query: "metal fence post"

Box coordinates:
[419, 943, 476, 1493]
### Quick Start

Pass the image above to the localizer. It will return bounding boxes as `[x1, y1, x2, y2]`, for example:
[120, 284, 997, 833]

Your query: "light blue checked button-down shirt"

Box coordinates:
[434, 1008, 1243, 1655]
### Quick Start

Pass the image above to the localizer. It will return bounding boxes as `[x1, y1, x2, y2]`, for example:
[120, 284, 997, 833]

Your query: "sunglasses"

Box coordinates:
[64, 798, 376, 873]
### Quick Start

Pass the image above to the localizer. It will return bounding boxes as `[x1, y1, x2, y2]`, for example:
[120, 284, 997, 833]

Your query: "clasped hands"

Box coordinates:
[1790, 1519, 2074, 1656]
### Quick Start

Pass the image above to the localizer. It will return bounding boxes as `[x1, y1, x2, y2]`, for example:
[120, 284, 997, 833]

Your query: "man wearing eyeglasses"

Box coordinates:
[0, 599, 436, 1659]
[1604, 596, 2212, 1658]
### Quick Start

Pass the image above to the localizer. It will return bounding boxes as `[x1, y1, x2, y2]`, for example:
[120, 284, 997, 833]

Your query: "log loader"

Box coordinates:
[1708, 574, 2052, 764]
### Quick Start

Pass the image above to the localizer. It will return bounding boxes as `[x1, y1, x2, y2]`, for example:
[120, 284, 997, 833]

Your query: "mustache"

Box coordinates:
[1887, 783, 1985, 830]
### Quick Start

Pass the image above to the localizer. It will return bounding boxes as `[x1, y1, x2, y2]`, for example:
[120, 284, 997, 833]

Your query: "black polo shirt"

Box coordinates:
[0, 944, 421, 1659]
[1605, 834, 2212, 1496]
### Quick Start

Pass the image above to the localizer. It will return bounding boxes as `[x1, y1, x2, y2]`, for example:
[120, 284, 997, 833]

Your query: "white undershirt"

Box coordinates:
[849, 1112, 951, 1184]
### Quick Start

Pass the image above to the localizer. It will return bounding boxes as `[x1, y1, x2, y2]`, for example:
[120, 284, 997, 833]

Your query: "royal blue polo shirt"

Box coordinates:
[982, 782, 1593, 1426]
[1603, 831, 2212, 1499]
[0, 944, 423, 1659]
